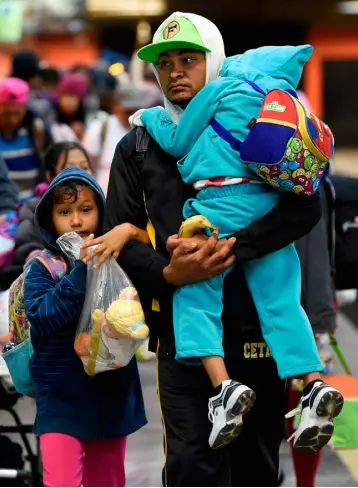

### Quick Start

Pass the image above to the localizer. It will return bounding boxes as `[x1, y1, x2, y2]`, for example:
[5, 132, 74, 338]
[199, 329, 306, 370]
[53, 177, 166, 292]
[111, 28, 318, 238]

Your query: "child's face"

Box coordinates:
[55, 148, 93, 176]
[46, 148, 93, 183]
[52, 185, 99, 239]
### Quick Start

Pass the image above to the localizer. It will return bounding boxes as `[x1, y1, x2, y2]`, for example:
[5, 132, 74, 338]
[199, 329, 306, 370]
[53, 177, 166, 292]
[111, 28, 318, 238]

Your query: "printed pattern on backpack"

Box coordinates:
[240, 88, 334, 196]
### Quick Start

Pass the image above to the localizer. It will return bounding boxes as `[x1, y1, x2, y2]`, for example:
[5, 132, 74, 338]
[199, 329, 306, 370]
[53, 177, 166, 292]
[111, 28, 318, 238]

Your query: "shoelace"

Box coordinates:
[285, 406, 301, 419]
[285, 404, 302, 443]
[208, 400, 215, 423]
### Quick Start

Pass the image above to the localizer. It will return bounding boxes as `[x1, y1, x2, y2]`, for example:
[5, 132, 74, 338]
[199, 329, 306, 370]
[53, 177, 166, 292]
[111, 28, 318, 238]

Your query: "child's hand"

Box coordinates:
[82, 224, 134, 268]
[129, 109, 146, 128]
[79, 234, 95, 262]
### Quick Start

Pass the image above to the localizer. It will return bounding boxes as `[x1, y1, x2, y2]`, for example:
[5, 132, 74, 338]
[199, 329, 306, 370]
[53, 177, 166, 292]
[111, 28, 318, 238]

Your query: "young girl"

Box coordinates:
[24, 167, 148, 487]
[87, 45, 344, 452]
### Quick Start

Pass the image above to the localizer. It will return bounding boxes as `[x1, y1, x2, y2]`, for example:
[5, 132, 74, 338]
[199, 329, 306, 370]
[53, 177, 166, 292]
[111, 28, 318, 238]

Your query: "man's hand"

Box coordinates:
[163, 231, 236, 286]
[166, 233, 235, 255]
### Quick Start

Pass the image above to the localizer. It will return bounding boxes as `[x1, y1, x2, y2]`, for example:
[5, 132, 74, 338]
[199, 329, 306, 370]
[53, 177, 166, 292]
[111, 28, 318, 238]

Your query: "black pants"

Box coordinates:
[157, 333, 287, 487]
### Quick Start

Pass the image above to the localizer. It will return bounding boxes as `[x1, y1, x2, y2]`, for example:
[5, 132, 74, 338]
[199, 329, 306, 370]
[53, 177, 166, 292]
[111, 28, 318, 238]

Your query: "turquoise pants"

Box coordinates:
[173, 184, 322, 379]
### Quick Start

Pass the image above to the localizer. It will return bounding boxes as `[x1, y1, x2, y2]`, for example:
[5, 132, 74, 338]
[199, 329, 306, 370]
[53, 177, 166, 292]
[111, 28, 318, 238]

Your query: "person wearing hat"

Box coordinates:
[0, 77, 51, 201]
[104, 12, 322, 486]
[54, 72, 90, 141]
[11, 50, 42, 91]
[83, 82, 160, 194]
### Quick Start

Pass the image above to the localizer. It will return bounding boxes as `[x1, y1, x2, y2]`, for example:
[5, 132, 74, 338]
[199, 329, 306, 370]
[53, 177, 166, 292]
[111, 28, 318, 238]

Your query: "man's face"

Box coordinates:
[0, 104, 27, 134]
[156, 49, 206, 104]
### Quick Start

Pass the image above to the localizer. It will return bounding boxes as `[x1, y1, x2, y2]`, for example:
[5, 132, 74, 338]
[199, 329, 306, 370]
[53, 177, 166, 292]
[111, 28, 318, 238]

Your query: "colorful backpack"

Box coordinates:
[211, 80, 334, 196]
[3, 250, 66, 395]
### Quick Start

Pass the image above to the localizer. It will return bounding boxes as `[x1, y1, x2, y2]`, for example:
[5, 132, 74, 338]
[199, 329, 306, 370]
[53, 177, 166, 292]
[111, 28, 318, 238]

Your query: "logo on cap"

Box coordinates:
[163, 21, 180, 40]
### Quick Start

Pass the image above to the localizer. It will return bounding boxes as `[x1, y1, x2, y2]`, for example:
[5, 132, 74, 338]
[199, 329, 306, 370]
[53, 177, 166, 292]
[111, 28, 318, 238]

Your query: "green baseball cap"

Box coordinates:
[137, 16, 211, 64]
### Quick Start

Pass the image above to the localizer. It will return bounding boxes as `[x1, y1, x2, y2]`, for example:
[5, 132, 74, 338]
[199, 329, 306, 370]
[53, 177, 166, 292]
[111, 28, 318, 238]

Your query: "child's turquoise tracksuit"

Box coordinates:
[141, 45, 322, 379]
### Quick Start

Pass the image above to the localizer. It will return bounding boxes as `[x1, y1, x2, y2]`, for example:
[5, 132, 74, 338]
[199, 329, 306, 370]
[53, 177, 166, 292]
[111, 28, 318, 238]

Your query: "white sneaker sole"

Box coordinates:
[209, 388, 256, 450]
[293, 389, 344, 452]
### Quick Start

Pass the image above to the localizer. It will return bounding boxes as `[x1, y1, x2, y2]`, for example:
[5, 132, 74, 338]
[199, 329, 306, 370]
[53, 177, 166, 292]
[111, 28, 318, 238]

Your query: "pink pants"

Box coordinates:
[40, 433, 127, 487]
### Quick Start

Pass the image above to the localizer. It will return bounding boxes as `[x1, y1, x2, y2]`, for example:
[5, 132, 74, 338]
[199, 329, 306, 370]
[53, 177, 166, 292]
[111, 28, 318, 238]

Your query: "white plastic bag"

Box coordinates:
[57, 232, 149, 376]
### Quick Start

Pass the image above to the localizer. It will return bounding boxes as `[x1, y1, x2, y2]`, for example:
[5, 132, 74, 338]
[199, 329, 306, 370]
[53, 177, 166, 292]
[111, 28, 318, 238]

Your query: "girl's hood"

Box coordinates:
[35, 167, 105, 253]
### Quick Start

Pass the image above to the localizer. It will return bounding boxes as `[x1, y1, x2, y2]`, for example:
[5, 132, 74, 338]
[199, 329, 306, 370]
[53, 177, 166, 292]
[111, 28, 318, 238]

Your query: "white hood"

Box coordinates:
[151, 12, 226, 123]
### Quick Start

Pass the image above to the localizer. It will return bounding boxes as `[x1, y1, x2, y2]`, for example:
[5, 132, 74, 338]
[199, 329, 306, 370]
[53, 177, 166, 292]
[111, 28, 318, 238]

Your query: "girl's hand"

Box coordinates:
[82, 223, 150, 268]
[79, 234, 94, 262]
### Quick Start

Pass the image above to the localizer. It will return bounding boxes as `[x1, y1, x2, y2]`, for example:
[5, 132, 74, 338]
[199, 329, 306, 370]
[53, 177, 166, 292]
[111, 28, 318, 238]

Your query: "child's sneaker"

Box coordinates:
[208, 379, 256, 449]
[286, 380, 344, 452]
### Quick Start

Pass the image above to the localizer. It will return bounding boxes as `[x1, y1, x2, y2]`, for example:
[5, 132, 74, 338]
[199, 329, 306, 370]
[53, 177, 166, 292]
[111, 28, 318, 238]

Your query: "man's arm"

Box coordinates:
[104, 132, 236, 302]
[104, 132, 174, 306]
[140, 79, 224, 157]
[232, 192, 322, 261]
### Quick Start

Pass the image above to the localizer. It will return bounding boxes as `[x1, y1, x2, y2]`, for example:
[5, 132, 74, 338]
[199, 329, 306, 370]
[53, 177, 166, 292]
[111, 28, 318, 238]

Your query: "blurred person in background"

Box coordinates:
[11, 50, 54, 124]
[87, 69, 118, 123]
[0, 155, 19, 272]
[83, 82, 159, 194]
[275, 90, 336, 488]
[0, 77, 51, 202]
[284, 177, 336, 487]
[0, 154, 18, 223]
[39, 66, 61, 113]
[11, 51, 42, 91]
[14, 141, 93, 266]
[55, 72, 89, 141]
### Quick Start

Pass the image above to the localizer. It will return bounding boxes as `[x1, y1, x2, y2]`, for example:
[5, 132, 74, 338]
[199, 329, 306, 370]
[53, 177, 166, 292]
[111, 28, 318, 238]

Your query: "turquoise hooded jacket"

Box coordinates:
[141, 44, 313, 184]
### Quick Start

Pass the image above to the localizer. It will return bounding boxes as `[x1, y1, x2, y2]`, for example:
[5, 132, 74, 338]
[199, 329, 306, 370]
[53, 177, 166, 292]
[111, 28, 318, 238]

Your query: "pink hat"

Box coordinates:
[59, 72, 89, 99]
[0, 77, 29, 105]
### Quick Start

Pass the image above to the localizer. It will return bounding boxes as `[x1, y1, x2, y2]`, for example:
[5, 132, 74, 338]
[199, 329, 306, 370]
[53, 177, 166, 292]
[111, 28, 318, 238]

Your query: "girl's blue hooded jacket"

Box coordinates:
[141, 45, 313, 184]
[24, 167, 147, 440]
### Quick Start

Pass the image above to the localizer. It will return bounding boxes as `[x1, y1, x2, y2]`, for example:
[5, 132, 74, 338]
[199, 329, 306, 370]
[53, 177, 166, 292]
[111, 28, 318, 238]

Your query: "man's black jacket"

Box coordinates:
[104, 128, 321, 355]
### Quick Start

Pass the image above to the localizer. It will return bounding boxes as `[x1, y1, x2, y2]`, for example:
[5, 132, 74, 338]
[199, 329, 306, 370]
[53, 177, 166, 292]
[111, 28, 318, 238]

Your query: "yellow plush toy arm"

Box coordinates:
[86, 309, 104, 376]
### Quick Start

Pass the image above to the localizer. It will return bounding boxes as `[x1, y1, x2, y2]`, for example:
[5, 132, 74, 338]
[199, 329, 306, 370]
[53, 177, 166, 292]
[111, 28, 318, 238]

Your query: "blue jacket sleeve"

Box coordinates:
[140, 79, 225, 157]
[24, 258, 87, 339]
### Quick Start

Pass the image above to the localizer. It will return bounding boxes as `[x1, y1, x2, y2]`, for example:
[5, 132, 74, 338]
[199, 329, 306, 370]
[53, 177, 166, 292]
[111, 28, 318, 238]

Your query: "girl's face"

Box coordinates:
[55, 148, 93, 177]
[52, 185, 99, 239]
[59, 95, 80, 115]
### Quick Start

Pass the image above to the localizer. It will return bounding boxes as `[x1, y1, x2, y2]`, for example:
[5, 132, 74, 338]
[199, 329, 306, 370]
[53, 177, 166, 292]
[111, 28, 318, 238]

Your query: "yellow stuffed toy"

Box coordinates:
[74, 287, 149, 376]
[105, 287, 149, 340]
